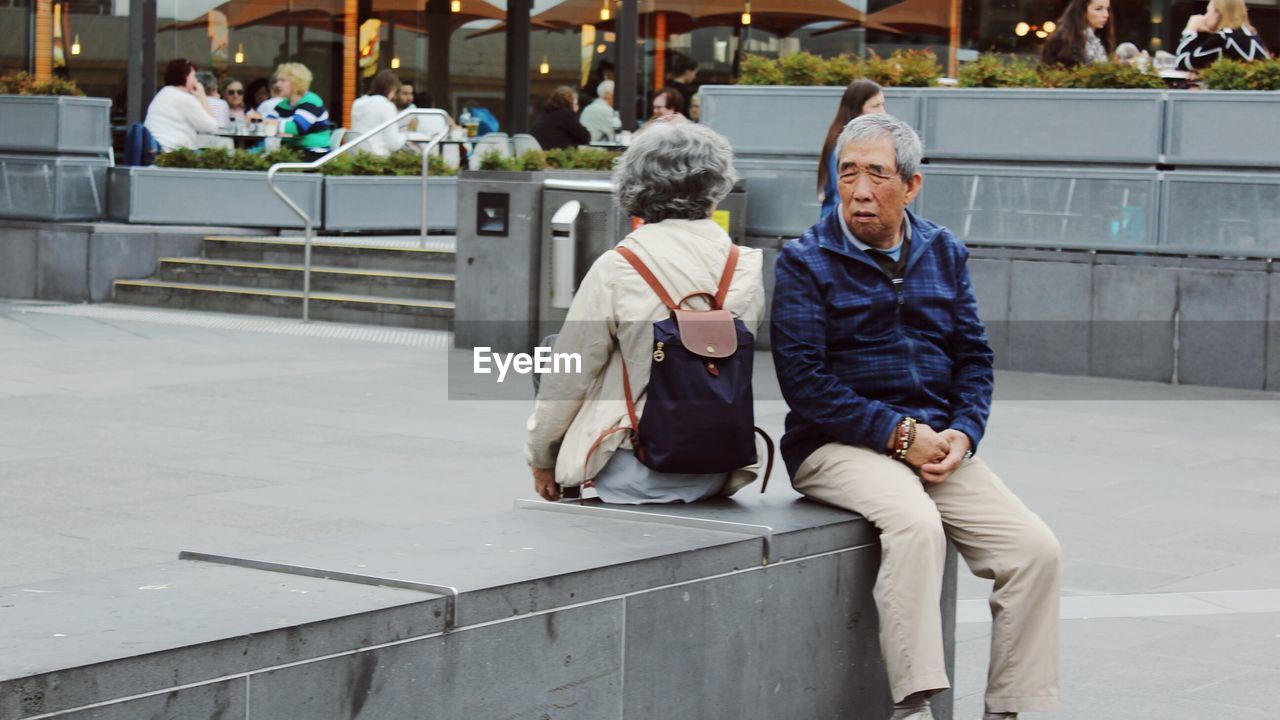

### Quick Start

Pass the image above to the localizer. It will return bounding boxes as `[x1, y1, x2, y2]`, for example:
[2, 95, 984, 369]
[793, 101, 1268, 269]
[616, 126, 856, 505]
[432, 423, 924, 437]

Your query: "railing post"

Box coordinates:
[421, 147, 429, 249]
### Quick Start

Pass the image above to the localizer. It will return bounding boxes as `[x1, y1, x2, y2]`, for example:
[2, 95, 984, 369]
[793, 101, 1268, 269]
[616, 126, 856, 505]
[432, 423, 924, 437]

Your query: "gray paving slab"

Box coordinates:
[2, 300, 1280, 719]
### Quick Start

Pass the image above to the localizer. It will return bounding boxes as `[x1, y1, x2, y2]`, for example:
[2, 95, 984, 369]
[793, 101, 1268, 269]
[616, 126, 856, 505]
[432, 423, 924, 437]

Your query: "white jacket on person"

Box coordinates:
[525, 218, 766, 491]
[350, 94, 408, 156]
[144, 86, 218, 150]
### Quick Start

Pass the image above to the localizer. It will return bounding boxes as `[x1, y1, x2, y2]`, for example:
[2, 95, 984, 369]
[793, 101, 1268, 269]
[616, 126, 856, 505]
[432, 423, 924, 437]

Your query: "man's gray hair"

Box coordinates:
[834, 113, 923, 184]
[597, 79, 615, 97]
[614, 122, 736, 223]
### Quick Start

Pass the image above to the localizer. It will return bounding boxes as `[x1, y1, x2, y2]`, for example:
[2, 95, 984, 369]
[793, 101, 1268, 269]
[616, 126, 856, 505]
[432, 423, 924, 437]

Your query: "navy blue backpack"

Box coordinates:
[595, 244, 773, 491]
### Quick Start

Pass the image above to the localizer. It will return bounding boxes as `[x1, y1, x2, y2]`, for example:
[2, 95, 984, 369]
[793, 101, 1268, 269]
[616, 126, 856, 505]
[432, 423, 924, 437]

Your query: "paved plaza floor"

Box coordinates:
[2, 300, 1278, 719]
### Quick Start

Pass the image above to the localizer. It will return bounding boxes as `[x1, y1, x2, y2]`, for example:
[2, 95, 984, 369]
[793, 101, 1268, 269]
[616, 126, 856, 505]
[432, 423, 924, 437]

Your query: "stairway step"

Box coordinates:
[113, 280, 453, 330]
[201, 236, 456, 274]
[156, 258, 454, 301]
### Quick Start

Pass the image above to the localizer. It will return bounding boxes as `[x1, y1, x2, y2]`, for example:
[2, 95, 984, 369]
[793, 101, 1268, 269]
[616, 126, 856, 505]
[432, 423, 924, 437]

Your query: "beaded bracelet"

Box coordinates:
[893, 417, 917, 461]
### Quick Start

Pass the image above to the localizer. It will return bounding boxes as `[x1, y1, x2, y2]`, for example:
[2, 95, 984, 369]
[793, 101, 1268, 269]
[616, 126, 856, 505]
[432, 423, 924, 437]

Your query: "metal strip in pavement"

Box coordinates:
[514, 498, 775, 565]
[180, 550, 460, 632]
[958, 587, 1280, 624]
[14, 303, 452, 348]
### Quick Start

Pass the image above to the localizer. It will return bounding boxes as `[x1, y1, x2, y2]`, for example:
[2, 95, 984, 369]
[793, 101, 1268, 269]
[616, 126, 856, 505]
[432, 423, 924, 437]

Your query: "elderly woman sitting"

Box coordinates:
[525, 122, 765, 504]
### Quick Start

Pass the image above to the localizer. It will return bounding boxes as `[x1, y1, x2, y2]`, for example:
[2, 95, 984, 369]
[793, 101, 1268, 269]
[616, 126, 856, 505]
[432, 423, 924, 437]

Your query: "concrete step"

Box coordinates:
[202, 236, 456, 275]
[113, 280, 453, 331]
[156, 258, 455, 302]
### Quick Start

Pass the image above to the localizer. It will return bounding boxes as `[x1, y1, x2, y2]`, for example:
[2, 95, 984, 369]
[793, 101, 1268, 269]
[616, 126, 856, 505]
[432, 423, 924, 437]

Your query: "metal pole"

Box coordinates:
[303, 219, 313, 322]
[616, 0, 638, 130]
[504, 0, 532, 133]
[420, 147, 429, 248]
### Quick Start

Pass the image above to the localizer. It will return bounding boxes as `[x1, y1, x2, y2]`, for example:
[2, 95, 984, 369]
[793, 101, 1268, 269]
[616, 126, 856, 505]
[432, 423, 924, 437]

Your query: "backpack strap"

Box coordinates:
[714, 244, 740, 311]
[754, 427, 775, 493]
[582, 339, 644, 483]
[615, 246, 678, 311]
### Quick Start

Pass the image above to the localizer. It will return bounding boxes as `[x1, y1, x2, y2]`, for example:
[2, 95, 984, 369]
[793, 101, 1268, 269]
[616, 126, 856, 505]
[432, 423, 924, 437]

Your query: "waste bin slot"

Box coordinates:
[550, 200, 581, 309]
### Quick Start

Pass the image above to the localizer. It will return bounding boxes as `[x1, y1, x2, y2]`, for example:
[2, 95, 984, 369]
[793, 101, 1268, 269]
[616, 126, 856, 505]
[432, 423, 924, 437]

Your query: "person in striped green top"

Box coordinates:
[267, 62, 331, 155]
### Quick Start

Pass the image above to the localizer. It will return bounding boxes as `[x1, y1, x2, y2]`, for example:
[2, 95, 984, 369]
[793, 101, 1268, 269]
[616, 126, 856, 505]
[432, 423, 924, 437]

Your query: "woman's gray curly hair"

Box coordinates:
[613, 122, 737, 223]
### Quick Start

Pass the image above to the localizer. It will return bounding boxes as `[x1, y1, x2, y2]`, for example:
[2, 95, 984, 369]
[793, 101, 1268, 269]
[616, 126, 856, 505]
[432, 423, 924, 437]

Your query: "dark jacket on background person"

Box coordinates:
[531, 106, 591, 150]
[1175, 27, 1271, 70]
[770, 208, 994, 478]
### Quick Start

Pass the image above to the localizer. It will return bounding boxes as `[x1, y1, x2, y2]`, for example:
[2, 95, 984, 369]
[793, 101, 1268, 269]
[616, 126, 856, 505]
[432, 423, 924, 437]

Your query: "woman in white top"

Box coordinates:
[349, 69, 409, 156]
[144, 58, 218, 150]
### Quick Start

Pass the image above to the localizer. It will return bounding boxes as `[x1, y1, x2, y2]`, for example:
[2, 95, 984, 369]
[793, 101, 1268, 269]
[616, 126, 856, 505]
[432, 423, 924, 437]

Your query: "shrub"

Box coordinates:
[477, 149, 519, 171]
[1055, 62, 1165, 89]
[739, 54, 786, 85]
[893, 49, 944, 87]
[958, 54, 1043, 88]
[0, 71, 85, 96]
[1200, 57, 1280, 90]
[155, 147, 305, 172]
[778, 51, 827, 86]
[737, 50, 940, 88]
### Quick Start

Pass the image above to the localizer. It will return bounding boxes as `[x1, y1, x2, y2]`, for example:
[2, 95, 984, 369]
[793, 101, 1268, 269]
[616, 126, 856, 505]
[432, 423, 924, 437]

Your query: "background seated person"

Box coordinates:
[1175, 0, 1271, 71]
[579, 79, 616, 142]
[531, 87, 591, 150]
[144, 58, 218, 151]
[265, 63, 331, 155]
[525, 122, 765, 504]
[350, 69, 409, 156]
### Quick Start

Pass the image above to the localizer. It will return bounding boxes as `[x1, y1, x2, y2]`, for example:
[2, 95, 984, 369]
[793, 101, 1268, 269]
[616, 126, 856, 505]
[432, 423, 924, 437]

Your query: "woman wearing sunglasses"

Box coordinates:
[222, 78, 247, 123]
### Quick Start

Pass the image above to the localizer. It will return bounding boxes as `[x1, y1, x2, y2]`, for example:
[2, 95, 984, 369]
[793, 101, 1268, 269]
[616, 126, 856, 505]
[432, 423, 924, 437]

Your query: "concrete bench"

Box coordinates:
[0, 494, 957, 720]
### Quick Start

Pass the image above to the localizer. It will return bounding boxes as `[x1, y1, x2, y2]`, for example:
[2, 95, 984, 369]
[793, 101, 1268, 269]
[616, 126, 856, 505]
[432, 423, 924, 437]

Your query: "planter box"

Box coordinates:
[323, 175, 458, 231]
[734, 156, 822, 237]
[0, 153, 108, 221]
[919, 88, 1164, 164]
[700, 85, 924, 156]
[0, 95, 112, 155]
[108, 167, 323, 228]
[1164, 91, 1280, 168]
[1159, 170, 1280, 257]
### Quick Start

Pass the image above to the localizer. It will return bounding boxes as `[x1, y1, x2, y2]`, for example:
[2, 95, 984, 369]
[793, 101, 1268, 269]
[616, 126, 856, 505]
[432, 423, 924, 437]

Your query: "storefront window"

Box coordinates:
[0, 0, 32, 76]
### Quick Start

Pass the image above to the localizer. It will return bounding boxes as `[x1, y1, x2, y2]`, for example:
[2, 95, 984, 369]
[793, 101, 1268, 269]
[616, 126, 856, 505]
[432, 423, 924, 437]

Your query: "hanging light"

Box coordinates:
[741, 1, 751, 26]
[600, 0, 610, 20]
[234, 42, 245, 63]
[597, 43, 607, 54]
[1043, 20, 1056, 32]
[539, 55, 550, 74]
[1014, 22, 1030, 37]
[1035, 29, 1048, 38]
[70, 33, 81, 56]
[391, 56, 400, 68]
[450, 0, 460, 12]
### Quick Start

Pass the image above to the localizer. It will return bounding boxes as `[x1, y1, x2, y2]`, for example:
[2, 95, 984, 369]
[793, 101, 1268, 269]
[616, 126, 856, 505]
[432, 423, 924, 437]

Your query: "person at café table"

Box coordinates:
[1040, 0, 1113, 67]
[648, 87, 684, 122]
[1174, 0, 1271, 71]
[223, 78, 247, 123]
[531, 86, 591, 150]
[144, 58, 218, 151]
[349, 69, 409, 156]
[248, 63, 332, 155]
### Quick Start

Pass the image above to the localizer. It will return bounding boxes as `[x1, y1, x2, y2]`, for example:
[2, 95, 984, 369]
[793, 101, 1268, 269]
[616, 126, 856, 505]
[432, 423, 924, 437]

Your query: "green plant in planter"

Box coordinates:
[154, 147, 202, 169]
[544, 148, 575, 169]
[517, 149, 547, 171]
[778, 51, 827, 86]
[1201, 58, 1280, 90]
[818, 55, 859, 86]
[0, 71, 84, 96]
[1055, 61, 1164, 89]
[958, 54, 1043, 88]
[477, 149, 519, 171]
[154, 147, 302, 171]
[891, 49, 943, 87]
[739, 54, 786, 85]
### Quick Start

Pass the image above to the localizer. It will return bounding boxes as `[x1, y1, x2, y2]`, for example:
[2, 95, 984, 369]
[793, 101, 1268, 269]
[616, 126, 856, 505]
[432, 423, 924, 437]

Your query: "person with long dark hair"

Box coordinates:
[1175, 0, 1271, 71]
[817, 79, 885, 221]
[531, 86, 591, 150]
[1040, 0, 1113, 67]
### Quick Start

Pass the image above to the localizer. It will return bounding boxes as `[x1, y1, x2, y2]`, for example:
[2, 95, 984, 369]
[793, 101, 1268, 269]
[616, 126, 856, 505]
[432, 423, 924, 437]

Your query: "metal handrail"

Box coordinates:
[266, 108, 453, 321]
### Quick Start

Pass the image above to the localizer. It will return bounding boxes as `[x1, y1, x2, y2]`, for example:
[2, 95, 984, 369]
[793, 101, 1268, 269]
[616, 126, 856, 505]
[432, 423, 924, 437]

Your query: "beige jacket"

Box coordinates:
[524, 218, 766, 491]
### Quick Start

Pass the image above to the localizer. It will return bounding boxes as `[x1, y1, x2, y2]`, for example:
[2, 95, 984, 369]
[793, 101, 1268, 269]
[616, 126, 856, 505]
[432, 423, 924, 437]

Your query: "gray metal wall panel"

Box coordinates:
[701, 86, 923, 158]
[1177, 268, 1268, 389]
[0, 226, 38, 299]
[0, 97, 112, 155]
[1009, 259, 1093, 375]
[968, 257, 1011, 370]
[1160, 172, 1280, 258]
[1090, 264, 1177, 382]
[1164, 92, 1280, 168]
[920, 89, 1163, 163]
[35, 227, 89, 302]
[1269, 273, 1280, 392]
[56, 679, 246, 720]
[623, 549, 891, 720]
[110, 168, 323, 229]
[248, 601, 624, 720]
[917, 165, 1159, 251]
[322, 176, 458, 231]
[734, 157, 821, 238]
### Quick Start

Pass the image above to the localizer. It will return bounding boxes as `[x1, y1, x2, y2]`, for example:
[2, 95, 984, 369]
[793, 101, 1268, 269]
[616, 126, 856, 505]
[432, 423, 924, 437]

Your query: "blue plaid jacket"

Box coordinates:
[771, 208, 994, 479]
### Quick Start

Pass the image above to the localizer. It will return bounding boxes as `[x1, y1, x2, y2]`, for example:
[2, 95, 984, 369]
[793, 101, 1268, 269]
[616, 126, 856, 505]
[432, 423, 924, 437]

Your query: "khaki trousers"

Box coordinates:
[794, 443, 1061, 714]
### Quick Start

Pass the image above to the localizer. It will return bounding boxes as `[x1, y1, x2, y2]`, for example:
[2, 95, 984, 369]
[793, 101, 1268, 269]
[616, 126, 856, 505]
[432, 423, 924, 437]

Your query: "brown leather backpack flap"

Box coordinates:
[674, 309, 738, 358]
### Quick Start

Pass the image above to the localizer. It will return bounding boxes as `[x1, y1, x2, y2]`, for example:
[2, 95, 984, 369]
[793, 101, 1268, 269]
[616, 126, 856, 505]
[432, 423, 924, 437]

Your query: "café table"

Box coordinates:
[199, 128, 292, 150]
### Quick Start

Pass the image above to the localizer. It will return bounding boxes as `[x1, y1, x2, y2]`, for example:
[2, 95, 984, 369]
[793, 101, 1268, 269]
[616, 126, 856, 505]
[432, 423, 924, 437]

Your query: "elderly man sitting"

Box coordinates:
[579, 79, 616, 143]
[771, 113, 1061, 720]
